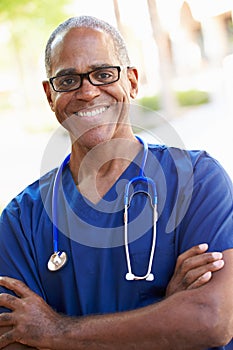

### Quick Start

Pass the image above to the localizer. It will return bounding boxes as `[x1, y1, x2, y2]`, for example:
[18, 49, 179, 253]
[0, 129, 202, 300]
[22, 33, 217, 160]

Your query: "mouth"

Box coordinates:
[76, 106, 109, 118]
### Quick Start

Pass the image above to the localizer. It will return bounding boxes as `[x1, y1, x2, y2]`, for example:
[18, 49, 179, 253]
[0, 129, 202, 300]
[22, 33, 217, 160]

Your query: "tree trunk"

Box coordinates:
[113, 0, 125, 35]
[147, 0, 177, 119]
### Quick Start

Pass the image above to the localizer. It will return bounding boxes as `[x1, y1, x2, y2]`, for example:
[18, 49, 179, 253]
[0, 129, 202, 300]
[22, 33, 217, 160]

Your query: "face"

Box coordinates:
[43, 27, 138, 150]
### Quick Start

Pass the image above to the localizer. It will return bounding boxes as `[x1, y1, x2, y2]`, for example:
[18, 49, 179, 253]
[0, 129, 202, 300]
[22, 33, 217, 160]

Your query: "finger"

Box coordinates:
[0, 293, 19, 311]
[210, 258, 225, 271]
[179, 252, 223, 275]
[183, 243, 209, 259]
[0, 328, 16, 348]
[176, 243, 209, 268]
[182, 259, 224, 287]
[187, 271, 212, 290]
[0, 277, 32, 298]
[0, 312, 14, 326]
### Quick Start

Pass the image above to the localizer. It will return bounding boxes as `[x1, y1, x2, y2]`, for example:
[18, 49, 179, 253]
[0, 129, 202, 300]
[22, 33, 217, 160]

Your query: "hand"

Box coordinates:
[166, 243, 224, 297]
[0, 277, 61, 349]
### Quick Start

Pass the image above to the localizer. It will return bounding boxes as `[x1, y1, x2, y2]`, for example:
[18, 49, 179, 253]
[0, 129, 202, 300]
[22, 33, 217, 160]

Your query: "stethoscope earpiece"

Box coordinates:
[125, 273, 155, 281]
[125, 272, 135, 280]
[146, 273, 154, 281]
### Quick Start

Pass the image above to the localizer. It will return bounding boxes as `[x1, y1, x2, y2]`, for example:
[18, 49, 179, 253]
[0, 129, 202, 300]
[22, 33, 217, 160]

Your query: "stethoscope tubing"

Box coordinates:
[52, 153, 70, 253]
[48, 136, 158, 280]
[124, 175, 157, 207]
[124, 136, 158, 281]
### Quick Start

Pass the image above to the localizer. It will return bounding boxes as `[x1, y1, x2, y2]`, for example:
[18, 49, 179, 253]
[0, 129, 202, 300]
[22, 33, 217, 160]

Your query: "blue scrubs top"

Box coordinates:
[0, 145, 232, 349]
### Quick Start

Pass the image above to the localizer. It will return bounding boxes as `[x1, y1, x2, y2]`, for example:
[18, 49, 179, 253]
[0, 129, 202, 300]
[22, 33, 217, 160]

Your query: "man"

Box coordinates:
[0, 16, 232, 349]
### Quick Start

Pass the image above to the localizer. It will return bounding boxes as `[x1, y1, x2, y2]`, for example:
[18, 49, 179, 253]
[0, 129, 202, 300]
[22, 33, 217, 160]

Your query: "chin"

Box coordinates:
[72, 124, 116, 149]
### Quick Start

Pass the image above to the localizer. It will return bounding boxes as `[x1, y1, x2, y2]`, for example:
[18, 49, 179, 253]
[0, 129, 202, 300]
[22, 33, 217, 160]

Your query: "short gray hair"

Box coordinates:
[45, 16, 131, 77]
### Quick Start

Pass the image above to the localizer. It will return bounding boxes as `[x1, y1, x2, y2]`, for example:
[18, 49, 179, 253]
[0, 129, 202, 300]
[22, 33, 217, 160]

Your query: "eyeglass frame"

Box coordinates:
[49, 66, 128, 92]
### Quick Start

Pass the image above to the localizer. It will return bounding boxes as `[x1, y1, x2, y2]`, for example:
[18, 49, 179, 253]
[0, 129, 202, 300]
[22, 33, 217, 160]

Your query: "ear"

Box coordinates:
[127, 67, 138, 99]
[42, 80, 55, 112]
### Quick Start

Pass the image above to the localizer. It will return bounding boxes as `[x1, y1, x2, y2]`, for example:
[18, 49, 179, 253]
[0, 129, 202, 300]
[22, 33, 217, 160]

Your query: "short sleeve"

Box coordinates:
[0, 200, 46, 312]
[177, 152, 233, 252]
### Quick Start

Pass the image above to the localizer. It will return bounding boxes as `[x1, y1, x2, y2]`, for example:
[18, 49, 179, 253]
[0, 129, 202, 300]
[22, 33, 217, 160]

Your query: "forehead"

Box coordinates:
[50, 27, 118, 75]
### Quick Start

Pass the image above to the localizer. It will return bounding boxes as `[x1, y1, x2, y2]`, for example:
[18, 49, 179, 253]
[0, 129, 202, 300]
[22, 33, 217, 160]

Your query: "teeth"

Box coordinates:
[78, 107, 107, 117]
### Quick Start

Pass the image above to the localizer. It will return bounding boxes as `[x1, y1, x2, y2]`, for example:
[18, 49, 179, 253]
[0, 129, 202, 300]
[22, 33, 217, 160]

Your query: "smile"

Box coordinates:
[76, 106, 108, 117]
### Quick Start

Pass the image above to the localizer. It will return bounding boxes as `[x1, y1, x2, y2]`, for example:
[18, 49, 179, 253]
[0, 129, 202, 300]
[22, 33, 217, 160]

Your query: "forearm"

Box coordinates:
[52, 251, 233, 350]
[49, 291, 221, 350]
[1, 250, 232, 349]
[0, 290, 215, 350]
[49, 246, 232, 350]
[0, 291, 225, 350]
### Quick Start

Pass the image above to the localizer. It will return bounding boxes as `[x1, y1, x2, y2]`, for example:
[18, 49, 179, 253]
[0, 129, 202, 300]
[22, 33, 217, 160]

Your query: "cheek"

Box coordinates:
[105, 83, 131, 104]
[52, 95, 71, 122]
[119, 79, 133, 102]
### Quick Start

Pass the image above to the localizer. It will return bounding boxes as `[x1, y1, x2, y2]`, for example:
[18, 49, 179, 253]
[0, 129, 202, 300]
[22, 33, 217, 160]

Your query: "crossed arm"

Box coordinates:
[0, 245, 232, 350]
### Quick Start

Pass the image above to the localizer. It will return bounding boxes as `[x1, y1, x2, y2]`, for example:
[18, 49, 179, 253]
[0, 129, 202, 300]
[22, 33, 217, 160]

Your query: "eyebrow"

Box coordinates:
[55, 68, 77, 77]
[54, 63, 115, 77]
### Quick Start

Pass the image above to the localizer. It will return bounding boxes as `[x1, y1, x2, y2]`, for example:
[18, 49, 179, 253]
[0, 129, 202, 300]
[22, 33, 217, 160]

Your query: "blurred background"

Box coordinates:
[0, 0, 233, 211]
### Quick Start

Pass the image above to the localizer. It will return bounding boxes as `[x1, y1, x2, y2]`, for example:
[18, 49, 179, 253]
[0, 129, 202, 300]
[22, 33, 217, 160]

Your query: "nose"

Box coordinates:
[74, 77, 101, 101]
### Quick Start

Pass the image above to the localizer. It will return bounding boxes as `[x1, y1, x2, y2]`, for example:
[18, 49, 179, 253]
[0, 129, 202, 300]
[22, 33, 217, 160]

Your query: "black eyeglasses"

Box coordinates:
[49, 66, 123, 92]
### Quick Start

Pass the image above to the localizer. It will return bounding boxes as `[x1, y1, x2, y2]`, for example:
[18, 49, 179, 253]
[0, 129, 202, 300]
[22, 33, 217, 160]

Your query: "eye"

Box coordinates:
[92, 68, 117, 83]
[98, 71, 112, 80]
[59, 76, 78, 86]
[55, 75, 80, 90]
[62, 78, 75, 86]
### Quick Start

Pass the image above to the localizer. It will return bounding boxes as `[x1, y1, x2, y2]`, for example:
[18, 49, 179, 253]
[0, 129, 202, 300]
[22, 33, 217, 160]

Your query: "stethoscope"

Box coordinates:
[47, 136, 158, 281]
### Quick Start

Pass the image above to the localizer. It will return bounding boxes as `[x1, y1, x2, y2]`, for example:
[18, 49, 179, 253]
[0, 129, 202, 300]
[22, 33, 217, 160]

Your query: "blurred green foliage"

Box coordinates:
[0, 0, 74, 130]
[176, 89, 210, 106]
[137, 89, 210, 111]
[137, 94, 161, 111]
[0, 0, 73, 52]
[0, 0, 71, 24]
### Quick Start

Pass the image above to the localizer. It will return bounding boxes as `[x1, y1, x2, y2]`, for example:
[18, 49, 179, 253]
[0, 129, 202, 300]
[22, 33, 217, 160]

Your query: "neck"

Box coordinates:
[69, 134, 142, 203]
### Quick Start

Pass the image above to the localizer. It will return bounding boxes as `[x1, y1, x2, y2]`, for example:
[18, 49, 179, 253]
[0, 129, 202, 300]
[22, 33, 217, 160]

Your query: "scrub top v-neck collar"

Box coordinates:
[61, 153, 143, 223]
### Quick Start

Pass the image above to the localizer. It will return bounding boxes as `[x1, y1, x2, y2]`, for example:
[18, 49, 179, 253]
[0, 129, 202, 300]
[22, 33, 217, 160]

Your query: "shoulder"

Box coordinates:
[147, 144, 205, 167]
[0, 168, 57, 222]
[148, 143, 232, 188]
[147, 144, 232, 229]
[148, 143, 213, 166]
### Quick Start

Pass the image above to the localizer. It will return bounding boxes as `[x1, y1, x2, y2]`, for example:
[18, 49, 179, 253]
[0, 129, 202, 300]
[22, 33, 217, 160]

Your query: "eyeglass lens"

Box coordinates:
[51, 66, 120, 92]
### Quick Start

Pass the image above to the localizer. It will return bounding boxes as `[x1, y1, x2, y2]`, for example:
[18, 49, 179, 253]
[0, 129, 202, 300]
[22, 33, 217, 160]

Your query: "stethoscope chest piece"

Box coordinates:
[47, 251, 67, 271]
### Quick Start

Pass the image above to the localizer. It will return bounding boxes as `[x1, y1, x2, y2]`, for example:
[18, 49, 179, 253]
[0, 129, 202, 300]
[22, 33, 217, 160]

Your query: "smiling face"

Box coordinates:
[43, 27, 138, 151]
